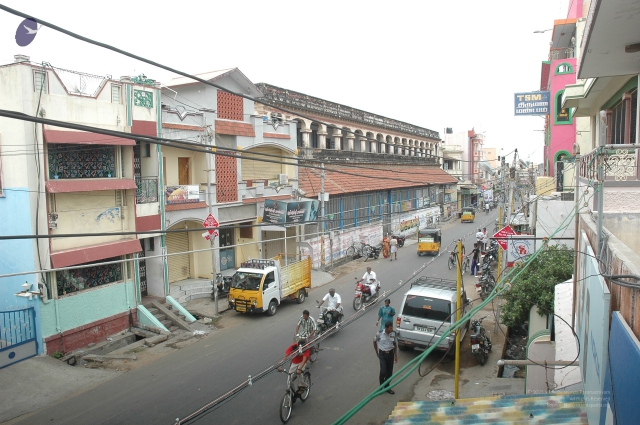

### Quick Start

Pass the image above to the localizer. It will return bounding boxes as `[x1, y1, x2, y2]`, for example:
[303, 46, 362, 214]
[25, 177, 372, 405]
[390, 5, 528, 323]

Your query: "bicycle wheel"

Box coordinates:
[280, 391, 292, 423]
[300, 372, 311, 401]
[448, 256, 455, 270]
[362, 244, 373, 258]
[309, 345, 318, 363]
[346, 246, 355, 258]
[462, 257, 469, 275]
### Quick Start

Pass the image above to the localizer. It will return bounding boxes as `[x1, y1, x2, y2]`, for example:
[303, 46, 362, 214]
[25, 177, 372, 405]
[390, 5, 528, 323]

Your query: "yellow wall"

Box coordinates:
[236, 223, 260, 265]
[536, 177, 555, 195]
[162, 147, 207, 186]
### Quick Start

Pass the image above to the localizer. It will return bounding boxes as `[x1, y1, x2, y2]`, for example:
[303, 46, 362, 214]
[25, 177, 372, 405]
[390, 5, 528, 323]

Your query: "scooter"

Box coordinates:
[391, 234, 405, 248]
[353, 277, 380, 310]
[211, 273, 232, 299]
[364, 245, 382, 262]
[470, 316, 492, 365]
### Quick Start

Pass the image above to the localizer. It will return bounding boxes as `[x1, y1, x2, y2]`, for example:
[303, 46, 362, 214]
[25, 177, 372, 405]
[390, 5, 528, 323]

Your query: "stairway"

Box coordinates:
[385, 393, 587, 425]
[143, 301, 192, 333]
[169, 279, 213, 304]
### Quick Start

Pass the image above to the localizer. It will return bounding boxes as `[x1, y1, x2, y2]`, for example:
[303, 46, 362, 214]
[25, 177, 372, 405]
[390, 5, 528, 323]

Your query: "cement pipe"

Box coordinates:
[498, 359, 579, 366]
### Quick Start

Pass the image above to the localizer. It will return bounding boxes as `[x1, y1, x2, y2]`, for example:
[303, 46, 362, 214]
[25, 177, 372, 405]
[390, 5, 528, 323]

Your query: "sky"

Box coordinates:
[0, 0, 570, 165]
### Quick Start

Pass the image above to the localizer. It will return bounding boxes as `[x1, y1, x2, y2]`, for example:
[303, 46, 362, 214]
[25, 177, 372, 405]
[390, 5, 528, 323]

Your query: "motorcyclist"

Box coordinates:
[317, 288, 343, 325]
[358, 267, 379, 300]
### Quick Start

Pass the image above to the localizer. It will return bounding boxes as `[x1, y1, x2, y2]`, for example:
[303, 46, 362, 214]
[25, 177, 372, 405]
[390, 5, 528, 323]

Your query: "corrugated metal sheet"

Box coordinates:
[280, 256, 311, 296]
[385, 393, 587, 425]
[167, 232, 190, 283]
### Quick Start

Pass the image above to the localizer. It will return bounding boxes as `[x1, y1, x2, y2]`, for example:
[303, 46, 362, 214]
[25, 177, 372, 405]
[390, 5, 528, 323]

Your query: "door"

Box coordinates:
[262, 270, 279, 309]
[263, 231, 285, 259]
[219, 227, 235, 271]
[166, 231, 190, 283]
[178, 157, 191, 185]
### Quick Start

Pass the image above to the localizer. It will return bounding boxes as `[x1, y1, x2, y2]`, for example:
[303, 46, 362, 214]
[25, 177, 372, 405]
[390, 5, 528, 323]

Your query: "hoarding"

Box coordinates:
[165, 185, 200, 204]
[514, 91, 550, 116]
[262, 199, 319, 225]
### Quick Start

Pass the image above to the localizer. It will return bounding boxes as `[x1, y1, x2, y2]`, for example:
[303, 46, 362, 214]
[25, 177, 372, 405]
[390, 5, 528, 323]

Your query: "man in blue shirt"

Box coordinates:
[376, 299, 396, 331]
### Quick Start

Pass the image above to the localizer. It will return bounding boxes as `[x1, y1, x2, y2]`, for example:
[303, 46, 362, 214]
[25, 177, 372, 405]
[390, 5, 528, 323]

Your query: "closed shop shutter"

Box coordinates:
[242, 147, 284, 181]
[167, 232, 190, 283]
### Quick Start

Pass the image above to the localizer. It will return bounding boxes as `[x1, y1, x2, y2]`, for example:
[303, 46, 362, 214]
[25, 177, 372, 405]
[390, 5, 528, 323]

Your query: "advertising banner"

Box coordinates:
[165, 185, 200, 204]
[514, 91, 550, 116]
[506, 235, 536, 267]
[483, 189, 493, 203]
[262, 199, 319, 225]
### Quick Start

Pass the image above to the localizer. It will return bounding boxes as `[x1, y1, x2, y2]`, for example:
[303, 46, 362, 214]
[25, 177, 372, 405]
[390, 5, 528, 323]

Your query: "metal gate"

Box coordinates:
[167, 232, 190, 283]
[1, 307, 38, 369]
[139, 247, 148, 296]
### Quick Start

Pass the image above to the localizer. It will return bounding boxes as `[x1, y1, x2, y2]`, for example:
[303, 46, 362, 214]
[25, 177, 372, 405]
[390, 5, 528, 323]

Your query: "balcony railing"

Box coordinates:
[549, 47, 575, 60]
[298, 147, 439, 165]
[580, 145, 639, 182]
[136, 177, 158, 204]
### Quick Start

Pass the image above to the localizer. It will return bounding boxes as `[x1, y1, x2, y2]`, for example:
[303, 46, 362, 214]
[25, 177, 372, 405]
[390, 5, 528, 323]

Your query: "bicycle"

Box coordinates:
[295, 334, 320, 363]
[345, 241, 372, 259]
[278, 364, 311, 423]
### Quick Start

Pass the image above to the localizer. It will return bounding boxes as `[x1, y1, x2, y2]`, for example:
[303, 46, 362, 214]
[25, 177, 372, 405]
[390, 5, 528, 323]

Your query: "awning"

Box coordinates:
[50, 239, 142, 268]
[43, 127, 136, 146]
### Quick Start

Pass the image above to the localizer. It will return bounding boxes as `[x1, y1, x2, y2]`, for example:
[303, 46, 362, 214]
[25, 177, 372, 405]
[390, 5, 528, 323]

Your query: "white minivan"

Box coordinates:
[395, 277, 472, 353]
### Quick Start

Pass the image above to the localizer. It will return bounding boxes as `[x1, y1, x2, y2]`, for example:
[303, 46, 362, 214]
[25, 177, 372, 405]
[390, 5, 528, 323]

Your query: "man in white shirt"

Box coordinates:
[476, 228, 485, 251]
[317, 288, 342, 324]
[360, 267, 379, 299]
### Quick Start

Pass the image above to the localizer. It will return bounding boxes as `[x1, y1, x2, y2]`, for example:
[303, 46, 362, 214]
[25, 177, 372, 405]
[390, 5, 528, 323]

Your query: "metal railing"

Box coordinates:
[298, 147, 439, 165]
[549, 47, 575, 60]
[580, 145, 639, 181]
[136, 177, 159, 204]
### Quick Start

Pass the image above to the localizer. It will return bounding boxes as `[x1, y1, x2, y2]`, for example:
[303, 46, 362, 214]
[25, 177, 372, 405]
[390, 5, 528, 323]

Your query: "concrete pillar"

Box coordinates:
[318, 131, 327, 149]
[300, 129, 311, 148]
[370, 140, 377, 153]
[359, 136, 366, 152]
[389, 142, 394, 155]
[333, 129, 341, 150]
[346, 135, 355, 151]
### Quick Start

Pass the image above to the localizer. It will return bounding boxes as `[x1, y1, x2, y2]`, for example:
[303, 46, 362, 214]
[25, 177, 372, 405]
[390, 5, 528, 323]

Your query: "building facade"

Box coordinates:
[0, 55, 161, 355]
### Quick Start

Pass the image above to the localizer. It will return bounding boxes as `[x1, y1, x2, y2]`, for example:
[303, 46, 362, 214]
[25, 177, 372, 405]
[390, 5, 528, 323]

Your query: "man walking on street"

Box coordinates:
[476, 228, 485, 251]
[376, 299, 396, 331]
[373, 321, 398, 394]
[390, 237, 398, 261]
[471, 242, 481, 276]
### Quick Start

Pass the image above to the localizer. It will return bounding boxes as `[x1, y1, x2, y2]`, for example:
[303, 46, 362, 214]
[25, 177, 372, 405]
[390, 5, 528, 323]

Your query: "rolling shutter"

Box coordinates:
[262, 231, 286, 259]
[242, 147, 285, 181]
[166, 232, 190, 283]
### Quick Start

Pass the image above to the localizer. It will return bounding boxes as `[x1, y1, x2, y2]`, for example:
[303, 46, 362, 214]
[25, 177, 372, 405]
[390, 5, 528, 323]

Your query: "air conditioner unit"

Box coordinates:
[278, 174, 289, 185]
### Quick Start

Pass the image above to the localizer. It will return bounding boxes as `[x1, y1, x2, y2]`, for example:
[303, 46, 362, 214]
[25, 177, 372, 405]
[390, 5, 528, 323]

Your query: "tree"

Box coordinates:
[500, 245, 574, 328]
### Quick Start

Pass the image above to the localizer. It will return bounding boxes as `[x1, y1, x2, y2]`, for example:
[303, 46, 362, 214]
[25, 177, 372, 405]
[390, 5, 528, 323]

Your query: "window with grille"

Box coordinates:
[111, 84, 121, 103]
[610, 89, 638, 145]
[217, 90, 244, 121]
[48, 144, 116, 179]
[34, 70, 47, 93]
[56, 256, 124, 296]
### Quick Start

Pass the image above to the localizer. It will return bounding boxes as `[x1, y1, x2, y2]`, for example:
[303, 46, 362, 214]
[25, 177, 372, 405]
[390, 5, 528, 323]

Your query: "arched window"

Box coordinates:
[555, 62, 574, 75]
[554, 90, 573, 125]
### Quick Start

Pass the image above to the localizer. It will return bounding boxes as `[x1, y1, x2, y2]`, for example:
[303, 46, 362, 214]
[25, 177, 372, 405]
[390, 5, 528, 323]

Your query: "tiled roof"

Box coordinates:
[263, 132, 290, 139]
[165, 201, 208, 211]
[243, 195, 291, 204]
[298, 164, 458, 195]
[215, 119, 255, 137]
[385, 393, 587, 425]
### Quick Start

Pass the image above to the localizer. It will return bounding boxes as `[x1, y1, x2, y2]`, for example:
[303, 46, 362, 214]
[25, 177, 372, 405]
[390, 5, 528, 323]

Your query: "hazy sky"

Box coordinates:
[0, 0, 569, 164]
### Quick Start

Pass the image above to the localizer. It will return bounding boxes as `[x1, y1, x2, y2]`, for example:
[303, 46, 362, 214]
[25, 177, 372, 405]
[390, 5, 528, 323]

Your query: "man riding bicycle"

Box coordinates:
[279, 340, 310, 396]
[295, 309, 317, 340]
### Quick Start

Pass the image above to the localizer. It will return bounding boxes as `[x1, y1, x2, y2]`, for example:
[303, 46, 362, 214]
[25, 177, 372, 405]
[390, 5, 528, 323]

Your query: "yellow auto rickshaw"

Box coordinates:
[417, 228, 441, 256]
[461, 207, 475, 223]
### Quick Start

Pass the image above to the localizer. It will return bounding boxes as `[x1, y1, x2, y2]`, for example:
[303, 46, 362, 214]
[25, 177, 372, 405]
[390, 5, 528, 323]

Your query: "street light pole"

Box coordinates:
[205, 126, 218, 315]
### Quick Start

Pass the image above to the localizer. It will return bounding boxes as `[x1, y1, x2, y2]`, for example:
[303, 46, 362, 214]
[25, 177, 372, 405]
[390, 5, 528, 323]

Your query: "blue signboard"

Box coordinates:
[514, 91, 550, 116]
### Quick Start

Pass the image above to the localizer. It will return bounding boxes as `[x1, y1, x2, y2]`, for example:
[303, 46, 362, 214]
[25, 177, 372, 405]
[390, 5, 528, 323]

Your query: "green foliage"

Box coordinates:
[500, 245, 574, 328]
[51, 351, 64, 359]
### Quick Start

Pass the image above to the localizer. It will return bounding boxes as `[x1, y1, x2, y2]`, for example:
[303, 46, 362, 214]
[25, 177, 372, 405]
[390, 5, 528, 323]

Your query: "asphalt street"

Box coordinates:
[14, 211, 498, 425]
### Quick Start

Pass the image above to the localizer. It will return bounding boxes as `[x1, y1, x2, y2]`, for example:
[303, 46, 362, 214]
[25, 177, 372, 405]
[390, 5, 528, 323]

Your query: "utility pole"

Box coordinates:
[205, 126, 219, 315]
[454, 238, 463, 399]
[320, 163, 326, 269]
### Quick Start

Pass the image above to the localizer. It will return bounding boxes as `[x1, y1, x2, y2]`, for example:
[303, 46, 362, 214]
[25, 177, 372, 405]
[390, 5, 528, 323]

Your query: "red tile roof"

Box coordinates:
[215, 119, 255, 137]
[298, 164, 457, 195]
[243, 195, 291, 204]
[263, 132, 290, 139]
[165, 201, 208, 211]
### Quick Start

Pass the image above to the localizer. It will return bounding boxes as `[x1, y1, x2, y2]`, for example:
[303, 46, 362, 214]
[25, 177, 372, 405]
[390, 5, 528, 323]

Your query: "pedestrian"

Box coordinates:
[482, 228, 490, 253]
[475, 228, 485, 251]
[390, 236, 398, 261]
[471, 242, 481, 276]
[376, 299, 396, 331]
[373, 321, 398, 394]
[382, 235, 390, 259]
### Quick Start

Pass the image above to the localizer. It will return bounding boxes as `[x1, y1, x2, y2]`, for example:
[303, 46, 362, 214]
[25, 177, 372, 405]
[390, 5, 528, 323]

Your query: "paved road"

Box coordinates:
[16, 212, 497, 425]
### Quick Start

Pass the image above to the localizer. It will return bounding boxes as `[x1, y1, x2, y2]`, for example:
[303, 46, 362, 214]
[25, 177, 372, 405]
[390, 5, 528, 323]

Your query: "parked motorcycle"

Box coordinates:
[353, 277, 380, 310]
[211, 273, 232, 299]
[391, 234, 405, 248]
[475, 263, 496, 300]
[364, 245, 382, 262]
[482, 240, 499, 264]
[470, 316, 492, 365]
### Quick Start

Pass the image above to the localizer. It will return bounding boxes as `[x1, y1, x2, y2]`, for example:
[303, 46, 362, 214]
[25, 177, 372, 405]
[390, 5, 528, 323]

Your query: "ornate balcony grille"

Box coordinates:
[136, 177, 158, 203]
[48, 144, 116, 179]
[56, 257, 123, 296]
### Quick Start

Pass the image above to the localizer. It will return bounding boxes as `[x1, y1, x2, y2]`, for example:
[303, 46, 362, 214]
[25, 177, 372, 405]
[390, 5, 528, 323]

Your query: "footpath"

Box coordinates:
[0, 214, 522, 424]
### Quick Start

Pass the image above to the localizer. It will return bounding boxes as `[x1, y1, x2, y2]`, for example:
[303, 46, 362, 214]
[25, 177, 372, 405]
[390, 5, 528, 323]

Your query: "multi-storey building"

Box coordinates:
[0, 55, 161, 356]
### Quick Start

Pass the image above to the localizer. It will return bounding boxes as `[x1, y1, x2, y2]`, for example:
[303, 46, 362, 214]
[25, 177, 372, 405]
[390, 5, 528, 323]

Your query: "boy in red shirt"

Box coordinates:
[282, 340, 310, 395]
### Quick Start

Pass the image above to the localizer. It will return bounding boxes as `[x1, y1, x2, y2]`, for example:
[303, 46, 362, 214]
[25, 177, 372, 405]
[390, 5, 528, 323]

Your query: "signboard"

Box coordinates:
[483, 189, 493, 203]
[262, 199, 319, 225]
[202, 214, 219, 240]
[506, 235, 535, 267]
[166, 185, 200, 204]
[514, 91, 550, 116]
[493, 225, 516, 250]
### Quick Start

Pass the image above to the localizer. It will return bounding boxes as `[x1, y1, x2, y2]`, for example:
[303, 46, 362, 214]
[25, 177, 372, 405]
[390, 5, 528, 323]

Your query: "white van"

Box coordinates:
[395, 277, 472, 353]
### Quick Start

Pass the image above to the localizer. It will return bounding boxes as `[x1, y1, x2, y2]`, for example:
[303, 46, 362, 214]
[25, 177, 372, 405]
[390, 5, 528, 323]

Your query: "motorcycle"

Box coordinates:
[391, 234, 405, 248]
[211, 273, 232, 299]
[353, 277, 380, 310]
[315, 300, 342, 336]
[475, 263, 496, 299]
[470, 316, 492, 365]
[482, 240, 499, 264]
[364, 245, 382, 262]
